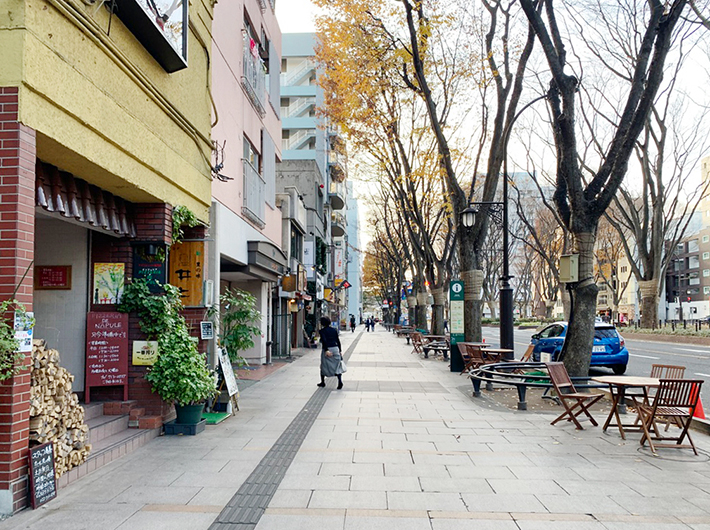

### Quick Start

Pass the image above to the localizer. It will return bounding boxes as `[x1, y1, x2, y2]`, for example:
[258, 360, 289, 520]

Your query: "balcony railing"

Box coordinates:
[282, 129, 316, 151]
[242, 34, 266, 117]
[243, 159, 265, 227]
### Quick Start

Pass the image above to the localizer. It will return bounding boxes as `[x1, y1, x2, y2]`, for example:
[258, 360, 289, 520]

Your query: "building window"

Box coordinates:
[689, 239, 700, 253]
[620, 265, 628, 273]
[677, 243, 685, 254]
[704, 269, 710, 277]
[704, 235, 709, 243]
[690, 256, 700, 269]
[598, 295, 608, 306]
[704, 252, 710, 260]
[705, 286, 710, 295]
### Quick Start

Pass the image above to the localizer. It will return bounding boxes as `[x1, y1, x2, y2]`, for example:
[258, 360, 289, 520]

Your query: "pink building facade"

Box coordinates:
[210, 0, 285, 364]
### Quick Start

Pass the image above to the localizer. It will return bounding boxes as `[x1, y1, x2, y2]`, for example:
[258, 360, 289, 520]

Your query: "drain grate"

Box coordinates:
[208, 332, 362, 529]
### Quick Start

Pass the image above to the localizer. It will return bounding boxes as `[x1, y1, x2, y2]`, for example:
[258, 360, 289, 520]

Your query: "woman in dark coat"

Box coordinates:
[318, 316, 343, 389]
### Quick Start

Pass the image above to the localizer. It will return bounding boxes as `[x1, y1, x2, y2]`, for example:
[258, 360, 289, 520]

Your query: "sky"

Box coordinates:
[275, 1, 318, 33]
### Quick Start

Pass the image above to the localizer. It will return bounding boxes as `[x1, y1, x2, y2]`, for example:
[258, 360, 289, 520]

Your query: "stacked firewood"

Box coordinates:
[29, 340, 91, 477]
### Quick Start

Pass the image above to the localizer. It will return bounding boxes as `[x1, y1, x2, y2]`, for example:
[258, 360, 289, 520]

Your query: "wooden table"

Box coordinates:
[592, 375, 660, 440]
[480, 348, 514, 362]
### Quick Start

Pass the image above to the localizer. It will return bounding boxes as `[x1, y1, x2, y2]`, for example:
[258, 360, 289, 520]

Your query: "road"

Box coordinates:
[480, 326, 710, 415]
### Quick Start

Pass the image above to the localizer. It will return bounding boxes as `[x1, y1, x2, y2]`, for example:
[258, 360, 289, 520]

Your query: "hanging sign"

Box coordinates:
[169, 241, 205, 306]
[85, 312, 129, 402]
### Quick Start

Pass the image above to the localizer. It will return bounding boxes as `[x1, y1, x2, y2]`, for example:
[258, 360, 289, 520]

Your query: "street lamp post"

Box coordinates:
[460, 94, 548, 354]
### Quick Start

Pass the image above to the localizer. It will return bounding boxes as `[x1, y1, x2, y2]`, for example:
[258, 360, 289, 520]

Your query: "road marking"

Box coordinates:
[685, 349, 710, 354]
[695, 373, 710, 378]
[629, 354, 660, 360]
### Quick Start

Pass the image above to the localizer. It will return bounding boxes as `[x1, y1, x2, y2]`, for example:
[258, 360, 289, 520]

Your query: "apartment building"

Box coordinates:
[277, 33, 350, 340]
[209, 0, 286, 364]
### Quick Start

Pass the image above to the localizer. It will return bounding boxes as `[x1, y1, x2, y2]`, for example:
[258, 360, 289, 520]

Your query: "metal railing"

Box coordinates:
[242, 34, 266, 117]
[242, 159, 265, 226]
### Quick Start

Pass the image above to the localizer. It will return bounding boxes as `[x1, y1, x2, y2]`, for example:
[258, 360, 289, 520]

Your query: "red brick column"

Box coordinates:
[0, 87, 36, 513]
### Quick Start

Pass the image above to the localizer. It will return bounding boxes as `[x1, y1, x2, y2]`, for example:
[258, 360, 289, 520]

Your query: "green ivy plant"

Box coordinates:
[208, 288, 261, 364]
[118, 279, 216, 405]
[0, 299, 32, 381]
[147, 324, 217, 406]
[172, 205, 199, 245]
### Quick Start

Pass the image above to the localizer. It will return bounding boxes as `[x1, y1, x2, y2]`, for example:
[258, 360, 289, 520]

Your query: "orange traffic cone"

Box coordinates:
[694, 392, 706, 420]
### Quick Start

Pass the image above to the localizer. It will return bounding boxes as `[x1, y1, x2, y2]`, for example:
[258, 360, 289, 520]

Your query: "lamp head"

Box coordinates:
[461, 205, 477, 228]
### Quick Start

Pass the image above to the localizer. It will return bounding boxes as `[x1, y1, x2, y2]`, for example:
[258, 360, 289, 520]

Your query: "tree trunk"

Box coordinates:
[407, 295, 417, 326]
[638, 280, 659, 329]
[487, 301, 497, 320]
[462, 268, 483, 342]
[560, 232, 598, 377]
[430, 287, 446, 335]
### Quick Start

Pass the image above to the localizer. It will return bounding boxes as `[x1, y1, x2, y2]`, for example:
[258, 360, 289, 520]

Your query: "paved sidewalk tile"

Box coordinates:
[2, 329, 710, 530]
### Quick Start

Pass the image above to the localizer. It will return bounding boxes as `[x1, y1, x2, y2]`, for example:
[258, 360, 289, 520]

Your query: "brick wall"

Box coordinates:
[0, 87, 36, 513]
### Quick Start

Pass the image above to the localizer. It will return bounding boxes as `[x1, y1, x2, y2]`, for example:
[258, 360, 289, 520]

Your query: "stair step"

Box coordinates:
[57, 426, 161, 490]
[87, 414, 129, 444]
[82, 402, 104, 421]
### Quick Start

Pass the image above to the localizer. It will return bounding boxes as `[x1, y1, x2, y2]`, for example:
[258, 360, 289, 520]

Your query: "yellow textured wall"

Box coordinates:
[0, 0, 214, 220]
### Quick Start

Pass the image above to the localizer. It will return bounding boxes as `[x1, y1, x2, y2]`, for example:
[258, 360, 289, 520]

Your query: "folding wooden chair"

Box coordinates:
[545, 362, 604, 430]
[637, 379, 703, 455]
[630, 364, 686, 429]
[459, 343, 488, 373]
[410, 332, 424, 355]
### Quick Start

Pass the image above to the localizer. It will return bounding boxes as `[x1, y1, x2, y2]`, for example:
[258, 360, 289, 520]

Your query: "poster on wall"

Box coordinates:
[93, 263, 125, 305]
[169, 241, 204, 307]
[14, 311, 35, 353]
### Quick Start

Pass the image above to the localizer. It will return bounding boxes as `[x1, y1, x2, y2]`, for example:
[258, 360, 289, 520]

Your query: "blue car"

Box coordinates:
[530, 321, 629, 374]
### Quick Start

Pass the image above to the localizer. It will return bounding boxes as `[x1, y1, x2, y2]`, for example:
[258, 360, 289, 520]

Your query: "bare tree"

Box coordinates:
[519, 0, 691, 375]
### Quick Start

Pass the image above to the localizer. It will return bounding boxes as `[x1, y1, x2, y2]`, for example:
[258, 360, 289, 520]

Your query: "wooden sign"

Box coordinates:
[29, 442, 57, 509]
[85, 312, 129, 403]
[35, 266, 72, 290]
[169, 241, 204, 307]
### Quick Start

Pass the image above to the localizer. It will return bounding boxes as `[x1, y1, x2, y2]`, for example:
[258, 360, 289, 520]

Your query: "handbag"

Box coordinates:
[337, 359, 348, 373]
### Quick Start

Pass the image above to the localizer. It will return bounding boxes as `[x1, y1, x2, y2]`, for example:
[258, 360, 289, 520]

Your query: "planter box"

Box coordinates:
[164, 419, 206, 436]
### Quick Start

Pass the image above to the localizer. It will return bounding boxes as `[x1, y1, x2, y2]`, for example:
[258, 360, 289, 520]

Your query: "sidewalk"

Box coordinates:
[3, 328, 710, 529]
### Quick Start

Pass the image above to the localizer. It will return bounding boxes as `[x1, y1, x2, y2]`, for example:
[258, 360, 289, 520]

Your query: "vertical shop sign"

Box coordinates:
[169, 241, 204, 306]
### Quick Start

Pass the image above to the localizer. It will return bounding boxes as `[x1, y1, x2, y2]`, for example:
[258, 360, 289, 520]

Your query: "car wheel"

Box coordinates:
[612, 364, 627, 375]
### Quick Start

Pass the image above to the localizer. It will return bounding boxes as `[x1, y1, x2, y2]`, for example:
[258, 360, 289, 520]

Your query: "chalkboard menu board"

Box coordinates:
[29, 442, 57, 508]
[85, 312, 129, 403]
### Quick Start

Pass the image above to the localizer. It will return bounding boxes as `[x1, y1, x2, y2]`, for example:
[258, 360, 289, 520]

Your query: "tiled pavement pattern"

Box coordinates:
[207, 334, 363, 529]
[3, 329, 710, 529]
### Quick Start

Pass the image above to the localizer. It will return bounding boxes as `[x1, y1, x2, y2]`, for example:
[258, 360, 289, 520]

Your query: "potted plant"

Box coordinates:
[119, 279, 217, 425]
[213, 288, 261, 362]
[148, 324, 217, 424]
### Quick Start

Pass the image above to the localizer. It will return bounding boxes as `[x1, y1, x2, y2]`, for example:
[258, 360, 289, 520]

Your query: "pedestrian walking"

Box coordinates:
[350, 315, 356, 332]
[317, 316, 343, 389]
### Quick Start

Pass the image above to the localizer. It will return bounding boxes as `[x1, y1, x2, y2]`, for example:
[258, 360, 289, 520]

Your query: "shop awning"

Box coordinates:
[35, 162, 136, 238]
